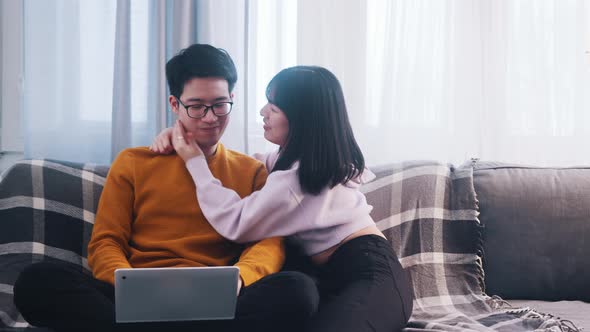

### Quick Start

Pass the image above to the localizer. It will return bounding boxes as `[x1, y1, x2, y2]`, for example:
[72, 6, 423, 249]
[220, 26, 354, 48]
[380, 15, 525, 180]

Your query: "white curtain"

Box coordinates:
[22, 0, 590, 166]
[23, 0, 199, 164]
[244, 0, 590, 167]
[195, 0, 248, 153]
[244, 0, 298, 155]
[479, 0, 590, 166]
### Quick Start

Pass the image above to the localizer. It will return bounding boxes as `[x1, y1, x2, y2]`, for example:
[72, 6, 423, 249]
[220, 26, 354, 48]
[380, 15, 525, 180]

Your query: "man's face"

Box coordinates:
[170, 77, 233, 150]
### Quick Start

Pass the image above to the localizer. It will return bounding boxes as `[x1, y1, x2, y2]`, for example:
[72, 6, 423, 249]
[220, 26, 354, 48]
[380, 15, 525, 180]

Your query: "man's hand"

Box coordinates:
[171, 120, 204, 161]
[150, 127, 175, 154]
[237, 276, 243, 296]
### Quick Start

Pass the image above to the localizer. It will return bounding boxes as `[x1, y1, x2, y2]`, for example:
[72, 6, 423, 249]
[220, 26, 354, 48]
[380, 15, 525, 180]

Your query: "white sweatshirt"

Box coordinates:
[186, 150, 376, 256]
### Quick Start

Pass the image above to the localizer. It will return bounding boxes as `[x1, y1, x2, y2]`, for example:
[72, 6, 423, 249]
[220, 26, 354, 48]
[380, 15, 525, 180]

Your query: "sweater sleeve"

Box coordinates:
[232, 163, 285, 285]
[252, 150, 280, 171]
[87, 151, 134, 285]
[185, 156, 303, 243]
[234, 237, 285, 286]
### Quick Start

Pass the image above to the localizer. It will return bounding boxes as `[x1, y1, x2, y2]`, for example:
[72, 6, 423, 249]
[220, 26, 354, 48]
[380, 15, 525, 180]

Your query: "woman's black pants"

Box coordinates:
[308, 234, 413, 332]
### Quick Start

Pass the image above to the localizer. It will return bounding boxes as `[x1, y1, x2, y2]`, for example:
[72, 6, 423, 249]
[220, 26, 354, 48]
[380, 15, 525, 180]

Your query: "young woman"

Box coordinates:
[151, 66, 413, 332]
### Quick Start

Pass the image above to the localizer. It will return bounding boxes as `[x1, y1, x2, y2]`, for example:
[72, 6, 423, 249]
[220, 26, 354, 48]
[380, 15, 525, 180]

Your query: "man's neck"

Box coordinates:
[200, 143, 218, 158]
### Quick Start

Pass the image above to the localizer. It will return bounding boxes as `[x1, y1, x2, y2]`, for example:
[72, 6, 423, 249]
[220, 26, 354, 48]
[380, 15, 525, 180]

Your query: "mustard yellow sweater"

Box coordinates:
[88, 144, 284, 286]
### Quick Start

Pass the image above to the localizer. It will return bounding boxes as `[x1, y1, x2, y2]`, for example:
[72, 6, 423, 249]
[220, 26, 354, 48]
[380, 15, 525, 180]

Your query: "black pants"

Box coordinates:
[13, 261, 319, 332]
[308, 235, 413, 332]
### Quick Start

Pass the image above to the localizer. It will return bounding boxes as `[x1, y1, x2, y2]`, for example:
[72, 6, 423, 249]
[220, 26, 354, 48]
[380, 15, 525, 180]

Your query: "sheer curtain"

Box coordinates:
[195, 0, 248, 153]
[22, 0, 590, 166]
[244, 0, 298, 155]
[480, 0, 590, 166]
[245, 0, 590, 167]
[23, 0, 199, 164]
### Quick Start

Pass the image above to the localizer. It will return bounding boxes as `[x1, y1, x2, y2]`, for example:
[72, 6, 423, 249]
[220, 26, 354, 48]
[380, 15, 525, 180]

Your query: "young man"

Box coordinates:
[13, 44, 318, 332]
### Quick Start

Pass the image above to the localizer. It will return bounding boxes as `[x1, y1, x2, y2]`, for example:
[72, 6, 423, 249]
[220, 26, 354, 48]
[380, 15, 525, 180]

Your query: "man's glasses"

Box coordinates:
[176, 97, 234, 119]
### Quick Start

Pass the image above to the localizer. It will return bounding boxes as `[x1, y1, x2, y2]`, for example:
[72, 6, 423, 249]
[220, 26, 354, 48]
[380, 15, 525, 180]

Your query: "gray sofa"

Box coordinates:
[473, 161, 590, 329]
[0, 159, 588, 331]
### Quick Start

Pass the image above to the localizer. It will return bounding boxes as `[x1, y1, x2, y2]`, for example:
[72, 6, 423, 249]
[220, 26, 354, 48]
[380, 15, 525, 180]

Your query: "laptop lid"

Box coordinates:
[114, 266, 239, 323]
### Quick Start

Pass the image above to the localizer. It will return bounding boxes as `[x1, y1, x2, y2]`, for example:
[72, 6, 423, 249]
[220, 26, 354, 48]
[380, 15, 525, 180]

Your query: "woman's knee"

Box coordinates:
[396, 268, 414, 323]
[273, 271, 320, 317]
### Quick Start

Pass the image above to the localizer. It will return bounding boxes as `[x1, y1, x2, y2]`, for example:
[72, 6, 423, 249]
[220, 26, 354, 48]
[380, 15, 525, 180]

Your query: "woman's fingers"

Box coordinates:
[149, 137, 160, 152]
[176, 120, 185, 135]
[151, 127, 176, 154]
[161, 139, 171, 153]
[171, 124, 181, 148]
[172, 121, 186, 143]
[171, 120, 204, 161]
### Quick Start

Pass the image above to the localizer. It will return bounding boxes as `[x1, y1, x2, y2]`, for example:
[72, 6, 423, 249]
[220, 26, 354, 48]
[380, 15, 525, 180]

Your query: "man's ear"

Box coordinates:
[230, 92, 235, 100]
[169, 95, 179, 115]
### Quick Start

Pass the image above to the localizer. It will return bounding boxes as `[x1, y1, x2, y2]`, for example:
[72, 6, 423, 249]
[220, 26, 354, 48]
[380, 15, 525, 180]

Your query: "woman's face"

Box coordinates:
[260, 103, 289, 147]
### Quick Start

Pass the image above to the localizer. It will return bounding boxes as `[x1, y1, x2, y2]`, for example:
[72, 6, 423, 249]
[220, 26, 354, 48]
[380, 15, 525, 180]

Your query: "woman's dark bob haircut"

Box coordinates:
[266, 66, 365, 195]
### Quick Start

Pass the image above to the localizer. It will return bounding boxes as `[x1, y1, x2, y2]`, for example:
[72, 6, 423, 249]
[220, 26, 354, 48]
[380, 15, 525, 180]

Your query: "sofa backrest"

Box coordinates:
[0, 159, 108, 329]
[473, 161, 590, 301]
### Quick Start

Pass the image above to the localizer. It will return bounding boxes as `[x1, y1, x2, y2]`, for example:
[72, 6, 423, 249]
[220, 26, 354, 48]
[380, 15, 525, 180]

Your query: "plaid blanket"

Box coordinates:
[363, 161, 578, 332]
[0, 159, 108, 331]
[0, 159, 580, 331]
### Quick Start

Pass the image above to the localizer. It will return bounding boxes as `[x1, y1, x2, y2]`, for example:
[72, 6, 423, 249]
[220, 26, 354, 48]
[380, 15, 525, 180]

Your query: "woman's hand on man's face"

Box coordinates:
[150, 127, 175, 154]
[171, 120, 204, 161]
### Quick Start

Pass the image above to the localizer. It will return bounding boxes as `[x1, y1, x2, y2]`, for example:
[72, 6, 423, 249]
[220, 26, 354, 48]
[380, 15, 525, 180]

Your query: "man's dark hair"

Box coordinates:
[166, 44, 238, 97]
[266, 66, 366, 195]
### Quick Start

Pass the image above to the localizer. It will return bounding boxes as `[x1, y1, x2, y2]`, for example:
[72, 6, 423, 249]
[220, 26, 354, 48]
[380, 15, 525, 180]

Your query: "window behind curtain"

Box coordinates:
[244, 0, 590, 166]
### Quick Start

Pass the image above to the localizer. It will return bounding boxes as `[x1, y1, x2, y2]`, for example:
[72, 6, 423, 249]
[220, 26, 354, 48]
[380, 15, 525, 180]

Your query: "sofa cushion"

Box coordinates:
[0, 159, 108, 330]
[473, 161, 590, 301]
[507, 300, 589, 330]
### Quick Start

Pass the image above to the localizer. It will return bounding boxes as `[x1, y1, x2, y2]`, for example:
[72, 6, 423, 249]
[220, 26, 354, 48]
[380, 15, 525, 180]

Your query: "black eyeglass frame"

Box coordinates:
[176, 97, 234, 119]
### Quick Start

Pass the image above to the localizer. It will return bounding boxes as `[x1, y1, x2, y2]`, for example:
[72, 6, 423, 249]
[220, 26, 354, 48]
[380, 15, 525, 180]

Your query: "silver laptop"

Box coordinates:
[114, 266, 239, 323]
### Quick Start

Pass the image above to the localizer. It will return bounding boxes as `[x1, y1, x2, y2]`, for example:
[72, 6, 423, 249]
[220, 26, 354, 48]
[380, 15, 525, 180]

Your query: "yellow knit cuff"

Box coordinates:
[234, 263, 262, 287]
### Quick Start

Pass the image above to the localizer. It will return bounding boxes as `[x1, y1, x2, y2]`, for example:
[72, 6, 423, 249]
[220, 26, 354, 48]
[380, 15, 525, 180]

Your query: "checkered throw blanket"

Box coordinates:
[0, 159, 108, 330]
[363, 161, 577, 332]
[0, 159, 579, 331]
